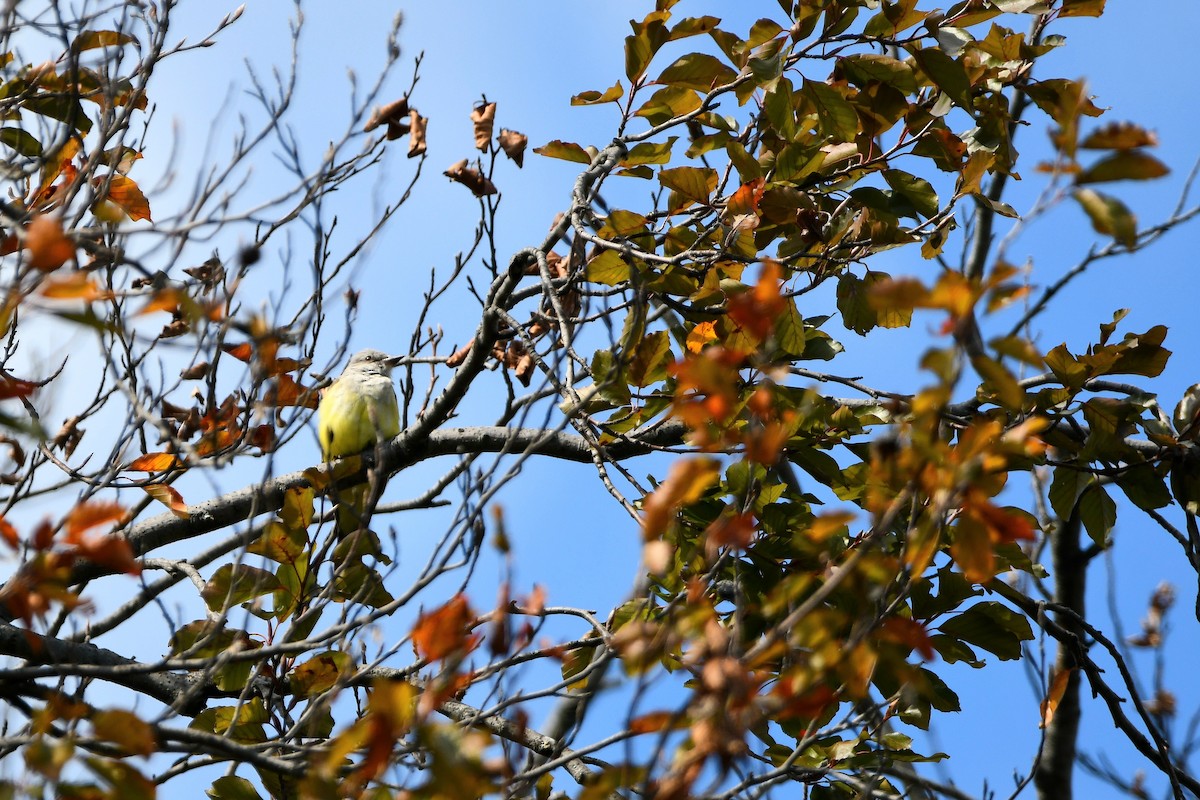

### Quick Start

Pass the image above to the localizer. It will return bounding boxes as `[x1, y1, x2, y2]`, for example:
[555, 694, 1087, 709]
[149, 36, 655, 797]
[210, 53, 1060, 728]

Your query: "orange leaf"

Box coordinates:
[807, 510, 856, 542]
[876, 617, 935, 661]
[269, 374, 319, 409]
[0, 515, 17, 548]
[93, 174, 151, 222]
[641, 457, 721, 539]
[143, 483, 188, 518]
[685, 321, 718, 354]
[64, 500, 127, 537]
[706, 511, 755, 549]
[725, 177, 765, 218]
[630, 711, 675, 734]
[39, 273, 109, 301]
[222, 342, 253, 362]
[412, 593, 478, 662]
[125, 452, 182, 471]
[136, 287, 182, 315]
[969, 496, 1036, 543]
[71, 531, 140, 576]
[0, 377, 37, 400]
[1040, 667, 1074, 729]
[24, 215, 76, 271]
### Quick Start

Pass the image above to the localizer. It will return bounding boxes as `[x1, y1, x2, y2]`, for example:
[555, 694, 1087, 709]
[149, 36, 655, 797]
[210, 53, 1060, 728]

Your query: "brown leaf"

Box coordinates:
[365, 97, 410, 140]
[497, 128, 527, 167]
[445, 342, 473, 367]
[470, 101, 496, 151]
[24, 215, 76, 271]
[408, 110, 428, 158]
[1081, 121, 1158, 151]
[412, 593, 479, 662]
[444, 158, 497, 197]
[180, 361, 210, 380]
[1040, 667, 1073, 729]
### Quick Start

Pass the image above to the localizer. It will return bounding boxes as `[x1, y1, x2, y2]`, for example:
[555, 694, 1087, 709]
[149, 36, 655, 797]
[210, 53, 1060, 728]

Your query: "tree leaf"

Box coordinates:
[1077, 150, 1169, 184]
[937, 602, 1032, 661]
[571, 82, 624, 106]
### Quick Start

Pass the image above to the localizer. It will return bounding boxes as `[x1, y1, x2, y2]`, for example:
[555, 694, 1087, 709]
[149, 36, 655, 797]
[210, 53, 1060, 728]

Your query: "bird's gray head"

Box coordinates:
[346, 349, 398, 376]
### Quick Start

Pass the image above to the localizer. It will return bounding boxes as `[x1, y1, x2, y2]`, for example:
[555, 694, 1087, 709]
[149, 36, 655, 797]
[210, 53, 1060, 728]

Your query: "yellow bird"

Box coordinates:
[318, 349, 401, 538]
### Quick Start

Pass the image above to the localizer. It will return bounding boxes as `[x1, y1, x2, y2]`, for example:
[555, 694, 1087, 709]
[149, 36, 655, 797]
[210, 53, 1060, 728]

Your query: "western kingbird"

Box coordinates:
[318, 349, 401, 538]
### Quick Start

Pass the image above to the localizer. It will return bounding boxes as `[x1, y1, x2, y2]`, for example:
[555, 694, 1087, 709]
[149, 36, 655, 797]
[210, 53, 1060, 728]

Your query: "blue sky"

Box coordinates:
[22, 1, 1200, 795]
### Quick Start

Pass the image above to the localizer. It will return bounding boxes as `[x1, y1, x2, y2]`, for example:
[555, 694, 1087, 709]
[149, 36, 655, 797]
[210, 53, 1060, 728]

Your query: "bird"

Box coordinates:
[317, 349, 401, 539]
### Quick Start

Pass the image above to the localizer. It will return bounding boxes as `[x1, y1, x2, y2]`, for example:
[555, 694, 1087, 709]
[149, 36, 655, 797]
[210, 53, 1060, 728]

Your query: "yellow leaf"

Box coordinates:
[1040, 667, 1074, 729]
[685, 320, 719, 354]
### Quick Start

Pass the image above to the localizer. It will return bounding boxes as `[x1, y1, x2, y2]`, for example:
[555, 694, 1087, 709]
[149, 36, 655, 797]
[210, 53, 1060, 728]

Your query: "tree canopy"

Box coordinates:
[0, 2, 1198, 799]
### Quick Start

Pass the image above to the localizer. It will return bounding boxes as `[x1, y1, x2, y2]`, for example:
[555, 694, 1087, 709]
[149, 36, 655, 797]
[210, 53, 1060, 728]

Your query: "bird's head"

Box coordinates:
[347, 349, 401, 376]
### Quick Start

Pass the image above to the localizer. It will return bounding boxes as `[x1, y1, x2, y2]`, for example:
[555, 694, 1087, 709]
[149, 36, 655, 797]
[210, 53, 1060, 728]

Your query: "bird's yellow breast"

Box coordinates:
[318, 373, 400, 459]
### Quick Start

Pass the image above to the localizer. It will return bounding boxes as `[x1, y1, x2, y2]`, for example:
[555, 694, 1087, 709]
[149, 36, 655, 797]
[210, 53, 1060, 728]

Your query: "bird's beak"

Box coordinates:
[383, 355, 405, 368]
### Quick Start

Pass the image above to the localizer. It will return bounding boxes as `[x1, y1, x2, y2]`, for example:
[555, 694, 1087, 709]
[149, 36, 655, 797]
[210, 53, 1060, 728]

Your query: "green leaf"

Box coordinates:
[571, 82, 624, 106]
[625, 17, 669, 82]
[207, 775, 264, 800]
[774, 299, 808, 356]
[655, 52, 737, 92]
[801, 80, 859, 142]
[1073, 188, 1136, 247]
[971, 354, 1025, 411]
[622, 138, 677, 167]
[1078, 484, 1116, 547]
[0, 127, 41, 157]
[910, 47, 973, 111]
[586, 251, 630, 287]
[24, 94, 93, 134]
[658, 166, 717, 205]
[839, 54, 917, 94]
[884, 170, 939, 219]
[1059, 0, 1106, 17]
[1048, 467, 1087, 520]
[1114, 462, 1171, 511]
[627, 331, 671, 387]
[533, 140, 592, 164]
[1044, 343, 1089, 389]
[668, 16, 721, 40]
[201, 565, 283, 611]
[634, 85, 702, 125]
[937, 602, 1032, 661]
[929, 634, 983, 667]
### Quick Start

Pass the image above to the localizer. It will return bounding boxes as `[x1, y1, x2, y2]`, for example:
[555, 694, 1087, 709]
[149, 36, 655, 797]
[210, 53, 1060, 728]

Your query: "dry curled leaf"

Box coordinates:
[52, 415, 84, 458]
[444, 159, 496, 197]
[470, 101, 496, 151]
[365, 97, 410, 140]
[497, 128, 527, 167]
[408, 110, 428, 158]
